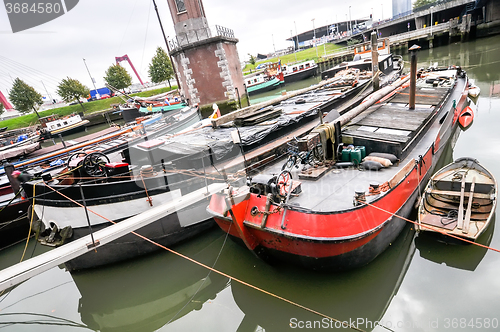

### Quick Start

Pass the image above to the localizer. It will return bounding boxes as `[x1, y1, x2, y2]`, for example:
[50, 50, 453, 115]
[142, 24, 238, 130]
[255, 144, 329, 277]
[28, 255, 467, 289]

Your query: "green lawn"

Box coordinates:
[243, 43, 343, 73]
[0, 86, 176, 130]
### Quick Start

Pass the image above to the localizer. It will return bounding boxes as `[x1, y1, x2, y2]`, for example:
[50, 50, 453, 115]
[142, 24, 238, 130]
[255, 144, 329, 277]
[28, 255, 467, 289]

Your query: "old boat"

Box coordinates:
[208, 66, 470, 271]
[120, 95, 189, 123]
[281, 60, 317, 83]
[245, 74, 283, 96]
[22, 65, 402, 270]
[0, 130, 42, 160]
[39, 113, 89, 138]
[321, 38, 392, 80]
[0, 176, 30, 249]
[417, 157, 497, 242]
[0, 107, 199, 252]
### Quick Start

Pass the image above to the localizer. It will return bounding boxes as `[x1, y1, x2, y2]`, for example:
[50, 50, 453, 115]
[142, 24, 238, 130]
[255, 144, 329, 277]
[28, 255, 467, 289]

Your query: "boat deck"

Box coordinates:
[257, 75, 466, 212]
[29, 127, 120, 158]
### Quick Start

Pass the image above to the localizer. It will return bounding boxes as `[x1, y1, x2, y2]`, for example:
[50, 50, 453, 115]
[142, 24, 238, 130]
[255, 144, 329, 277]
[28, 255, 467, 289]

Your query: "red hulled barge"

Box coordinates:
[208, 61, 469, 271]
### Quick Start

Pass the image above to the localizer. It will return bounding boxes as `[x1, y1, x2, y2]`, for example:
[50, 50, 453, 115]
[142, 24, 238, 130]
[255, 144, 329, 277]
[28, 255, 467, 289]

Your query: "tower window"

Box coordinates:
[175, 0, 186, 13]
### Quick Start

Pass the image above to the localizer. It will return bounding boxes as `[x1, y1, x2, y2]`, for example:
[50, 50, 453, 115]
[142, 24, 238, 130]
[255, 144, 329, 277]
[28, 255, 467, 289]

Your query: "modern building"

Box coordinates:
[392, 0, 412, 18]
[165, 0, 245, 107]
[287, 19, 370, 50]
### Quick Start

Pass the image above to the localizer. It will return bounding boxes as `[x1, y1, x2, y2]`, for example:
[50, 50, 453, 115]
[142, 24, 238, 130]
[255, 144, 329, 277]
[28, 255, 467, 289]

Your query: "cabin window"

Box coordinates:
[299, 65, 304, 70]
[293, 67, 298, 72]
[254, 79, 258, 83]
[175, 0, 186, 13]
[305, 63, 310, 68]
[388, 58, 392, 66]
[63, 121, 68, 125]
[282, 66, 287, 71]
[57, 123, 61, 127]
[384, 61, 388, 70]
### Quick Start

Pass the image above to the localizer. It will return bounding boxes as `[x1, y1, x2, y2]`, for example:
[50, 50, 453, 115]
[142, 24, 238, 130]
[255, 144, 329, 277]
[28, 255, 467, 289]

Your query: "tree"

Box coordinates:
[248, 54, 256, 66]
[148, 47, 174, 89]
[104, 64, 132, 91]
[8, 78, 43, 118]
[57, 77, 89, 112]
[413, 0, 437, 10]
[0, 102, 4, 117]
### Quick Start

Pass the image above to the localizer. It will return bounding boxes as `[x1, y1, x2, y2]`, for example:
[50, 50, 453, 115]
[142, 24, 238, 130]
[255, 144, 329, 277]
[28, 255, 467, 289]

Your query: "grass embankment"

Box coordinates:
[243, 43, 343, 73]
[0, 86, 176, 130]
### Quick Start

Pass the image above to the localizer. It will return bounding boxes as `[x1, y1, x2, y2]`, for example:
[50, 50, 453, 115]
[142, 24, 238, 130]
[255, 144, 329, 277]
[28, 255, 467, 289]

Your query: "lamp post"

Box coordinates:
[291, 30, 297, 61]
[349, 6, 352, 35]
[312, 18, 318, 57]
[294, 21, 299, 51]
[381, 3, 383, 20]
[272, 33, 276, 54]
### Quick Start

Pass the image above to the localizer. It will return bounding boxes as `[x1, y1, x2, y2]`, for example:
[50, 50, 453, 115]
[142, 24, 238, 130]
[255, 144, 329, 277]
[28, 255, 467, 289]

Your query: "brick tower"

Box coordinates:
[165, 0, 245, 108]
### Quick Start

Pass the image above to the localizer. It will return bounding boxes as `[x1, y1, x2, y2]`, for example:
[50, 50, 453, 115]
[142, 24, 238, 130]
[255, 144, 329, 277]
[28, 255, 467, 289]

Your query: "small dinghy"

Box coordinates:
[468, 81, 480, 98]
[417, 157, 497, 242]
[458, 106, 474, 130]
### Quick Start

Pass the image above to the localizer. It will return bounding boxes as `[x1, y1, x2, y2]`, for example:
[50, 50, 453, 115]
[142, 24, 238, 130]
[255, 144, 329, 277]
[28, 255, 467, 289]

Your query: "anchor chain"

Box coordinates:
[250, 205, 283, 216]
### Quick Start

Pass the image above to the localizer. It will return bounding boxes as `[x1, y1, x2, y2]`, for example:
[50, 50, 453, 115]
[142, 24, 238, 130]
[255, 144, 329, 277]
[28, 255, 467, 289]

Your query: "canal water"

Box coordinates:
[2, 34, 500, 331]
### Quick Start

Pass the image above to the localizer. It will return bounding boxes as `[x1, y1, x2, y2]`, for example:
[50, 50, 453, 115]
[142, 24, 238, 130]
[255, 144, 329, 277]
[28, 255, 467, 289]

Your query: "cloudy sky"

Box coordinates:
[0, 0, 393, 102]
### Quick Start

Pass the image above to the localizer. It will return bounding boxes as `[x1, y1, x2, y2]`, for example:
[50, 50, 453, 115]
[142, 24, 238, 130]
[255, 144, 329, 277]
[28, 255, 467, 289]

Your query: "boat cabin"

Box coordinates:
[282, 60, 316, 75]
[245, 74, 269, 88]
[353, 38, 390, 58]
[39, 113, 84, 132]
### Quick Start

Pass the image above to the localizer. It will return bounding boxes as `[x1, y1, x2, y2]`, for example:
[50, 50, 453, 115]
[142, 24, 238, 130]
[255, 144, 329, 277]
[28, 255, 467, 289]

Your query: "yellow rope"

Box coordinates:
[42, 182, 366, 332]
[357, 199, 500, 253]
[19, 179, 44, 263]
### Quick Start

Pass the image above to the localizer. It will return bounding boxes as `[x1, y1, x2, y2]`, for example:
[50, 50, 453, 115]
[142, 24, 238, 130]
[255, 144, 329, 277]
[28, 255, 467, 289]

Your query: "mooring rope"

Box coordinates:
[42, 182, 367, 332]
[355, 199, 500, 253]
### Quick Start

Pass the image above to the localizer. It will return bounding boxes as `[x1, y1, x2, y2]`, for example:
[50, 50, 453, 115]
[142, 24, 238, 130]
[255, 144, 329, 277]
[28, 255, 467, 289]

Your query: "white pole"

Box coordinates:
[430, 6, 434, 35]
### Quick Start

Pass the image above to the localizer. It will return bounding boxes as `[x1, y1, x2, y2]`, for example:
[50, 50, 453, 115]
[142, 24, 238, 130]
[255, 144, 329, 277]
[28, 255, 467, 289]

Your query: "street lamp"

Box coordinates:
[294, 21, 300, 51]
[381, 3, 383, 20]
[349, 6, 352, 35]
[312, 18, 318, 57]
[291, 30, 297, 61]
[430, 6, 434, 35]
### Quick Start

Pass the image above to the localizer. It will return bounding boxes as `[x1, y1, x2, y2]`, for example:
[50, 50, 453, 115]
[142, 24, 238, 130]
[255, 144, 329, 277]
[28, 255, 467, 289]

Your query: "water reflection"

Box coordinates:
[415, 215, 495, 272]
[228, 224, 416, 332]
[70, 229, 229, 332]
[248, 76, 322, 105]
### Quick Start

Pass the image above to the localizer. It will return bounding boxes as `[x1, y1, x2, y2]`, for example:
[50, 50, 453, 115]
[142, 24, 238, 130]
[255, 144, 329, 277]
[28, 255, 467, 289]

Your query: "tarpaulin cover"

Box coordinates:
[159, 106, 319, 160]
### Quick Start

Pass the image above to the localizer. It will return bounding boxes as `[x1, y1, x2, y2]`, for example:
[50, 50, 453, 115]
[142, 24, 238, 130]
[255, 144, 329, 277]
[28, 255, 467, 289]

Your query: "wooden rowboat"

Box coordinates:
[417, 157, 497, 242]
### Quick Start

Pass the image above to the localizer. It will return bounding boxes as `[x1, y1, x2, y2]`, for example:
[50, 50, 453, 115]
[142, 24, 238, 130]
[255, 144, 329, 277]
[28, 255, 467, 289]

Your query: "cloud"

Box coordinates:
[0, 0, 392, 100]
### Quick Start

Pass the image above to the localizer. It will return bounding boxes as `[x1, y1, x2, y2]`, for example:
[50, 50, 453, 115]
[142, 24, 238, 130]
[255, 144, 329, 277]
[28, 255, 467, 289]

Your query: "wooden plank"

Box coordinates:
[343, 129, 410, 143]
[350, 107, 433, 131]
[389, 87, 449, 105]
[463, 177, 476, 234]
[457, 175, 466, 230]
[429, 188, 490, 199]
[298, 166, 331, 180]
[420, 214, 457, 230]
